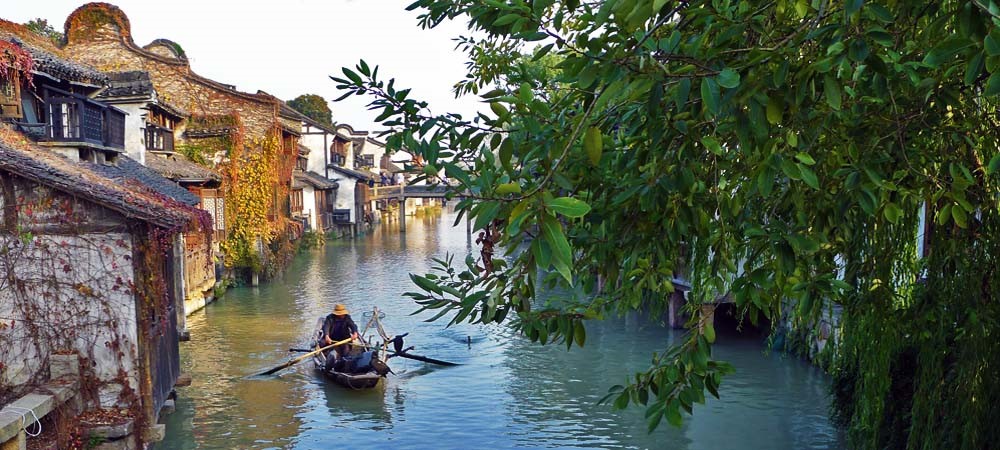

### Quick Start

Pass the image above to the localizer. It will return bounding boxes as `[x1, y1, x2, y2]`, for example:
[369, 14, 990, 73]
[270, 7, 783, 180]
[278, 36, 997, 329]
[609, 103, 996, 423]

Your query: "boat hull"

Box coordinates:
[310, 318, 386, 390]
[312, 352, 383, 389]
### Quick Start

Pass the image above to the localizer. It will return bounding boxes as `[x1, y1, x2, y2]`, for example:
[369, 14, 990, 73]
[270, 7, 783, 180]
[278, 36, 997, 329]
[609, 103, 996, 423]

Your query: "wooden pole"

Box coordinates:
[399, 195, 406, 232]
[255, 337, 353, 376]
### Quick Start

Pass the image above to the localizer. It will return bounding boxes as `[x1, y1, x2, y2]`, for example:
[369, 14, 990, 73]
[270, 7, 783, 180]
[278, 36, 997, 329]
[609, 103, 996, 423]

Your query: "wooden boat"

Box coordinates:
[310, 319, 386, 390]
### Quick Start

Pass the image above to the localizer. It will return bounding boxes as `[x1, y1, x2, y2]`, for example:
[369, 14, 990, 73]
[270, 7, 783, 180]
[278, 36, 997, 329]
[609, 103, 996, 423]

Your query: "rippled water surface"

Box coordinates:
[158, 211, 843, 449]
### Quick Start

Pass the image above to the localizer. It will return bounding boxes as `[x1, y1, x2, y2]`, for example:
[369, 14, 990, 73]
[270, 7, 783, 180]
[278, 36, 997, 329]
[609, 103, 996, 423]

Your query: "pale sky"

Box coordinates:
[2, 0, 483, 132]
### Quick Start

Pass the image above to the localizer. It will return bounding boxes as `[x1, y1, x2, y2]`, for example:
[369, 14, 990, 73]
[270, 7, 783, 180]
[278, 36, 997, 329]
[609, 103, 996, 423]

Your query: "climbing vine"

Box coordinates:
[0, 40, 33, 85]
[0, 168, 211, 448]
[183, 113, 295, 276]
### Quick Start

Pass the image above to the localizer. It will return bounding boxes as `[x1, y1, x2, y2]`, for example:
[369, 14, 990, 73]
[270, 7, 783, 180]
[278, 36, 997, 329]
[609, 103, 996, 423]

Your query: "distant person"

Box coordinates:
[321, 304, 358, 370]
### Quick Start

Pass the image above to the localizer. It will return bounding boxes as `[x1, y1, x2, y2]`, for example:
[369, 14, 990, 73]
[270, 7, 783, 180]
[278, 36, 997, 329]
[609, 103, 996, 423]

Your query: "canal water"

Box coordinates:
[158, 211, 843, 449]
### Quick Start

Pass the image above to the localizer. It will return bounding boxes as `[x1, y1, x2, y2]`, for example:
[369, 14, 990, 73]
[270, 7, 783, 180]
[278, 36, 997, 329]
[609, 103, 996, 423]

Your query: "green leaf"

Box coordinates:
[827, 41, 845, 56]
[824, 75, 842, 111]
[546, 197, 592, 218]
[496, 182, 522, 195]
[584, 127, 603, 166]
[613, 392, 630, 409]
[794, 152, 816, 165]
[798, 164, 820, 189]
[965, 52, 985, 86]
[717, 68, 740, 88]
[985, 73, 1000, 96]
[883, 203, 903, 224]
[868, 28, 894, 47]
[533, 43, 555, 61]
[786, 131, 799, 148]
[952, 204, 968, 228]
[490, 102, 509, 117]
[701, 136, 724, 156]
[665, 401, 682, 427]
[411, 274, 442, 294]
[923, 36, 972, 68]
[757, 169, 774, 197]
[988, 154, 1000, 174]
[792, 0, 808, 17]
[849, 39, 870, 62]
[342, 67, 362, 84]
[574, 321, 586, 347]
[845, 0, 862, 16]
[766, 96, 783, 124]
[986, 30, 1000, 57]
[704, 322, 716, 344]
[493, 13, 521, 26]
[473, 201, 501, 231]
[540, 215, 573, 282]
[701, 78, 720, 115]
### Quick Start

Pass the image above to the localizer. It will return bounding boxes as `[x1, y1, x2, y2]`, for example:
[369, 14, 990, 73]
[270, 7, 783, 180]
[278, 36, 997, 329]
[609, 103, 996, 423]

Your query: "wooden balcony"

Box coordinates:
[41, 88, 126, 151]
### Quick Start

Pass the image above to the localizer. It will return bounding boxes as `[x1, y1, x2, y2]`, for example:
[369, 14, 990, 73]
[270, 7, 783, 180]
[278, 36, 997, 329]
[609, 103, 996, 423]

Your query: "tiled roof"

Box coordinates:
[97, 71, 154, 98]
[88, 155, 199, 206]
[145, 153, 221, 184]
[328, 164, 374, 181]
[95, 71, 187, 118]
[0, 33, 107, 86]
[0, 130, 195, 229]
[292, 171, 338, 190]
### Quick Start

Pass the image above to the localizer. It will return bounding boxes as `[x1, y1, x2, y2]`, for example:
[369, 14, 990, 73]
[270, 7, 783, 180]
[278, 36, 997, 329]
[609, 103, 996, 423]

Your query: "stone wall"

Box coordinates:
[62, 3, 279, 139]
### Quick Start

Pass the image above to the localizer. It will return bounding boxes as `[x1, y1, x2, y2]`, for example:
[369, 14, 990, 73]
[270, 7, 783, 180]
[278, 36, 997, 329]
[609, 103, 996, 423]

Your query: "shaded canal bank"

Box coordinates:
[158, 212, 843, 449]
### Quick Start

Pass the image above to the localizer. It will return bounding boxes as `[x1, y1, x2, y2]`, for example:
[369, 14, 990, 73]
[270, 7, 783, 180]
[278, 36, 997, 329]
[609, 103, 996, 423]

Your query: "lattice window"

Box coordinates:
[0, 78, 22, 119]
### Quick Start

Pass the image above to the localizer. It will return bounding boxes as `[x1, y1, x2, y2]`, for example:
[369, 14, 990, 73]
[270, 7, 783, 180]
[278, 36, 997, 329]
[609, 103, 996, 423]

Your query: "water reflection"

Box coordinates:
[159, 210, 842, 449]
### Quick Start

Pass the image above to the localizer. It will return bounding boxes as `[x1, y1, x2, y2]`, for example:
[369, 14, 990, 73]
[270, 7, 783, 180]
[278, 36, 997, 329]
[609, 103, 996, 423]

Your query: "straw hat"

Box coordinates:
[332, 304, 349, 316]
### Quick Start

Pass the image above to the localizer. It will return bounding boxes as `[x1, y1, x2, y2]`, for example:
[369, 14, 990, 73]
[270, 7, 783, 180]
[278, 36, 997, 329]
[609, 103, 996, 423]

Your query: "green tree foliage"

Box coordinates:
[332, 1, 1000, 447]
[23, 18, 63, 45]
[288, 94, 334, 127]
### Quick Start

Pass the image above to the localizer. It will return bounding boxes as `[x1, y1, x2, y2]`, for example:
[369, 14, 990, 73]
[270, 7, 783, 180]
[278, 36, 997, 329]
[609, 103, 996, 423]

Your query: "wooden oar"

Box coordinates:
[387, 350, 460, 366]
[288, 345, 461, 367]
[255, 337, 353, 376]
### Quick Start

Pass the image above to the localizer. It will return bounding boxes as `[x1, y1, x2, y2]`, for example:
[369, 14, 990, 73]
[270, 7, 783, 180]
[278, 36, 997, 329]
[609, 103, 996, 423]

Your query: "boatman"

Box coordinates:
[321, 304, 359, 370]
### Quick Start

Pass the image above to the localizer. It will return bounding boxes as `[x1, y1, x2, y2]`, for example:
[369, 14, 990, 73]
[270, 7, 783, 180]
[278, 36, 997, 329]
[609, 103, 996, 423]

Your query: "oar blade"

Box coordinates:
[392, 351, 460, 366]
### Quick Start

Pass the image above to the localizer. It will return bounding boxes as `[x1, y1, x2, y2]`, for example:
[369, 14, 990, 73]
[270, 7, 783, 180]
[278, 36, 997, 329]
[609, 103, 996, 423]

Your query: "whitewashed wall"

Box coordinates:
[0, 232, 139, 408]
[301, 186, 318, 231]
[300, 131, 328, 175]
[117, 101, 147, 165]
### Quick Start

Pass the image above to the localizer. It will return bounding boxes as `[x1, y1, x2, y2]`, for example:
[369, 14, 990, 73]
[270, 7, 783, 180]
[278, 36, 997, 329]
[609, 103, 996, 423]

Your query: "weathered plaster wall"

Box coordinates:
[300, 131, 328, 176]
[0, 180, 140, 408]
[333, 179, 358, 224]
[116, 100, 147, 164]
[301, 186, 318, 231]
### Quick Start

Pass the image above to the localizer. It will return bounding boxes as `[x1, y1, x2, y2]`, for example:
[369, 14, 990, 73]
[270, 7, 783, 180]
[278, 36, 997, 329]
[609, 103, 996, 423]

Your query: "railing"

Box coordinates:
[331, 209, 351, 224]
[43, 90, 125, 150]
[371, 184, 455, 200]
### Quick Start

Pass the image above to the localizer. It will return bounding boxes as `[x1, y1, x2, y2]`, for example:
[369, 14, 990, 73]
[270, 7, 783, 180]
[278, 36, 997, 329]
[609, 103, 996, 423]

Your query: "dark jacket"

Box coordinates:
[322, 314, 358, 342]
